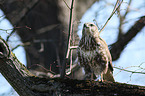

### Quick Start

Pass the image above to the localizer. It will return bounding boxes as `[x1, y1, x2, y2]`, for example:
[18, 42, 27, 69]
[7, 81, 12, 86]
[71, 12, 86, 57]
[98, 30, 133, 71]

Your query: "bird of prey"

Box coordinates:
[77, 22, 114, 81]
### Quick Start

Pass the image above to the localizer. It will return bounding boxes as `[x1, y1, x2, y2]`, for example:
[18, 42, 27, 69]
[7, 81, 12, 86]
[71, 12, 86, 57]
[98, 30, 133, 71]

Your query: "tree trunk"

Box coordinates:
[0, 0, 97, 74]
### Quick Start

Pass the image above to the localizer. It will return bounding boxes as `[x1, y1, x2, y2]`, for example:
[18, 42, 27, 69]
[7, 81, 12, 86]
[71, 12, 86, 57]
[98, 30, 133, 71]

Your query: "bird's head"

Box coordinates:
[82, 22, 99, 38]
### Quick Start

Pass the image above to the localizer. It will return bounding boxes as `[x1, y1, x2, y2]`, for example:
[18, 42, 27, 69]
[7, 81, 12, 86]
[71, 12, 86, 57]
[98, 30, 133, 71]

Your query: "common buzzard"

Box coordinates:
[77, 22, 114, 81]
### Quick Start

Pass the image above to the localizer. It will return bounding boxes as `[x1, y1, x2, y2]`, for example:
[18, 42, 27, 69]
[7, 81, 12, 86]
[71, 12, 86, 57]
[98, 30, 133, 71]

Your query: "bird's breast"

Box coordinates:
[80, 49, 97, 58]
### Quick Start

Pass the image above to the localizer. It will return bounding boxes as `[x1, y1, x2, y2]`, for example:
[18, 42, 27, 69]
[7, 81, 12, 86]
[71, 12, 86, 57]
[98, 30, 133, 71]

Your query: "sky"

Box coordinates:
[0, 0, 145, 95]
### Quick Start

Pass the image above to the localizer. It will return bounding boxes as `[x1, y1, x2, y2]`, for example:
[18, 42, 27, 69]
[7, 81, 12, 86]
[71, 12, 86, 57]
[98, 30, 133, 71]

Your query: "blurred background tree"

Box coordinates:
[0, 0, 145, 95]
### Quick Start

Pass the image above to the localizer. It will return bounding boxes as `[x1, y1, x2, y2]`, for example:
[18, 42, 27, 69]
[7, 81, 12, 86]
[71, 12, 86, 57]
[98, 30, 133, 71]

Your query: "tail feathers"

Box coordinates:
[103, 67, 115, 82]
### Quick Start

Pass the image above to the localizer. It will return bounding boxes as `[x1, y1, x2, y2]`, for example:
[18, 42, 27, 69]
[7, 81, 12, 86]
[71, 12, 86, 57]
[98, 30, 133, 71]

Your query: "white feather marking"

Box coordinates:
[80, 49, 97, 58]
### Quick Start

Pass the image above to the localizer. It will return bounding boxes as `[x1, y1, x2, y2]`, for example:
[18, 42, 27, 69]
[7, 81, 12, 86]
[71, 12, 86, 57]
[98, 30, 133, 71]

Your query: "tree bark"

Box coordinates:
[0, 36, 145, 96]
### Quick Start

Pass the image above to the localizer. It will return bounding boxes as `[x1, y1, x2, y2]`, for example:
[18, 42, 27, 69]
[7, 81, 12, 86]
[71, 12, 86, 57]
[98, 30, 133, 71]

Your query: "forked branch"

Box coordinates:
[99, 0, 123, 33]
[61, 0, 75, 78]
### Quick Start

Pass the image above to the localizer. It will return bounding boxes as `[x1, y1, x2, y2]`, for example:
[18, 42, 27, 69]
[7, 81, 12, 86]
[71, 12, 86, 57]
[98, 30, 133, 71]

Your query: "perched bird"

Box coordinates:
[77, 22, 114, 82]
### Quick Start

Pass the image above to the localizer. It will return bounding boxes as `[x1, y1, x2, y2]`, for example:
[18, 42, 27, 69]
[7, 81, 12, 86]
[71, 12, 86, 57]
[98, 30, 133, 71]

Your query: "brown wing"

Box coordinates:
[99, 37, 115, 82]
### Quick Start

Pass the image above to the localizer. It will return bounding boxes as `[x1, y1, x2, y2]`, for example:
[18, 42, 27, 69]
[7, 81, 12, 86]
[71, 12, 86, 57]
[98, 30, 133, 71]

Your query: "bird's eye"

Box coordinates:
[89, 24, 94, 27]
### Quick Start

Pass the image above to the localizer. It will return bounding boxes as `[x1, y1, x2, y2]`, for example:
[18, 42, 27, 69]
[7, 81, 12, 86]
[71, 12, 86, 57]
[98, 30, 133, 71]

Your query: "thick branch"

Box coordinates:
[29, 78, 145, 96]
[110, 16, 145, 60]
[0, 36, 145, 95]
[0, 36, 36, 96]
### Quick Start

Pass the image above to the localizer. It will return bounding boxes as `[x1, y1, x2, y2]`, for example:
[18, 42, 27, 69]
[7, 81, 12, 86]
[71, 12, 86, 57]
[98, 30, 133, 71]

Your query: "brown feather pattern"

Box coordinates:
[77, 22, 114, 81]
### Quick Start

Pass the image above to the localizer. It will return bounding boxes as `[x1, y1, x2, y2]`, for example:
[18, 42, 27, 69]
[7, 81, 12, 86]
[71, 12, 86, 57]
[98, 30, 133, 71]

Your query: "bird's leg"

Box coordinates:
[100, 73, 104, 82]
[91, 73, 94, 81]
[91, 70, 95, 81]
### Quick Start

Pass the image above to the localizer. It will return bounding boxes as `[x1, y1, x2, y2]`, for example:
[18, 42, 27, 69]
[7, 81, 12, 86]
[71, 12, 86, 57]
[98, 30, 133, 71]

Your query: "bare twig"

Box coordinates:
[99, 0, 123, 33]
[69, 46, 78, 49]
[118, 0, 132, 38]
[61, 0, 75, 78]
[11, 42, 31, 51]
[6, 29, 15, 42]
[55, 44, 61, 74]
[114, 65, 145, 75]
[28, 64, 56, 75]
[63, 0, 71, 9]
[3, 0, 39, 42]
[127, 63, 145, 83]
[0, 28, 13, 34]
[0, 14, 5, 18]
[67, 49, 73, 75]
[6, 25, 31, 42]
[68, 20, 76, 76]
[93, 19, 101, 30]
[124, 0, 132, 18]
[66, 1, 75, 59]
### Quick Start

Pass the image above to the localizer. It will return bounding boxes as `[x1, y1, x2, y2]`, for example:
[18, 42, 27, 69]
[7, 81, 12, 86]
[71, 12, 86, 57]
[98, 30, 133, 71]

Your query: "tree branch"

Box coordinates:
[61, 0, 75, 78]
[1, 36, 145, 96]
[114, 66, 145, 74]
[100, 0, 123, 33]
[0, 36, 36, 96]
[110, 16, 145, 60]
